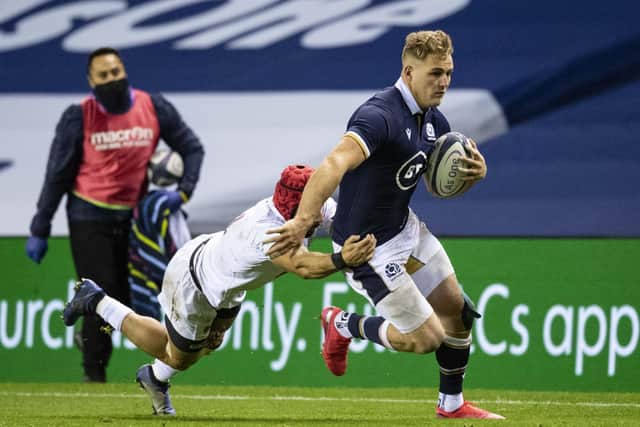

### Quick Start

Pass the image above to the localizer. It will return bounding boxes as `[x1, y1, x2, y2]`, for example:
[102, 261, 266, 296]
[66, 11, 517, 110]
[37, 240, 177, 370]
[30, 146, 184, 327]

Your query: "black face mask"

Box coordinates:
[92, 78, 131, 114]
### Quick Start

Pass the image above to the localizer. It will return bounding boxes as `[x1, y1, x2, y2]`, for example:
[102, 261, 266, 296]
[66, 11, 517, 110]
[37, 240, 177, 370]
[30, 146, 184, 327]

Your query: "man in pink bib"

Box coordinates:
[26, 47, 205, 382]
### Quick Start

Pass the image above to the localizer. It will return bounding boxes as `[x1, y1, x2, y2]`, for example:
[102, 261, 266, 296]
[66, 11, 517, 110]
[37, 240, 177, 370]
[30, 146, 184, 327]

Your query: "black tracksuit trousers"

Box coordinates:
[68, 220, 131, 382]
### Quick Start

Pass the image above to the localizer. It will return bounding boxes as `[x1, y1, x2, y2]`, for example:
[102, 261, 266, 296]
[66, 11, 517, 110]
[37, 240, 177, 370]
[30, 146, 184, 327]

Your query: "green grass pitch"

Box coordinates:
[0, 383, 638, 426]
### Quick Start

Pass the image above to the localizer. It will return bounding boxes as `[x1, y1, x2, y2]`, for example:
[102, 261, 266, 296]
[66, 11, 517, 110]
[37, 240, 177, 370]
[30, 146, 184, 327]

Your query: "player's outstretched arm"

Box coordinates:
[271, 234, 376, 279]
[264, 137, 367, 258]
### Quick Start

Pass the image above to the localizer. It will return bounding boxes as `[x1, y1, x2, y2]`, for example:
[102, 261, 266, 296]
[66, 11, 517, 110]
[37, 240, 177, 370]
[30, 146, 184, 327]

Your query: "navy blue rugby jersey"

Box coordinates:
[331, 86, 450, 246]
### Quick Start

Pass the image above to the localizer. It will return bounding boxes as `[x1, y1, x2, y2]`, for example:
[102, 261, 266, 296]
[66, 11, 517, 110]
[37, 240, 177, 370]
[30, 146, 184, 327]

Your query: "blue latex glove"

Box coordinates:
[26, 235, 48, 264]
[164, 190, 185, 213]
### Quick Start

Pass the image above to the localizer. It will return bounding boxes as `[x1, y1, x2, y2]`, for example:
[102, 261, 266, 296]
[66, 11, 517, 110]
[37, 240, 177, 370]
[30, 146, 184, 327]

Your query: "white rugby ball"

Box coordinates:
[148, 149, 183, 186]
[425, 131, 472, 199]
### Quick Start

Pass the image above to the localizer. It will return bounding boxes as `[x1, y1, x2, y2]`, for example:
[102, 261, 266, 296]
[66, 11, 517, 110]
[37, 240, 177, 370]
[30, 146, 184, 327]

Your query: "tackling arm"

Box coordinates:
[264, 136, 367, 257]
[271, 234, 376, 279]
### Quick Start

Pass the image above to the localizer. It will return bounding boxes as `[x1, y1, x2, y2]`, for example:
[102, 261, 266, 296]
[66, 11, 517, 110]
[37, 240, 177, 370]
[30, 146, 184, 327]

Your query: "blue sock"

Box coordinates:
[342, 313, 387, 347]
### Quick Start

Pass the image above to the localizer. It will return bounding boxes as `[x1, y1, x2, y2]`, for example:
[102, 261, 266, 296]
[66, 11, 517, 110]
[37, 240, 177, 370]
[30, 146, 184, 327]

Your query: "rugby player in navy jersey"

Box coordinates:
[265, 30, 504, 419]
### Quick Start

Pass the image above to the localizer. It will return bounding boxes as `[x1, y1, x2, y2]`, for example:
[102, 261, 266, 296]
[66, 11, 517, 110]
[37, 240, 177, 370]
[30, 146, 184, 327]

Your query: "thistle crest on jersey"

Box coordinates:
[384, 262, 402, 280]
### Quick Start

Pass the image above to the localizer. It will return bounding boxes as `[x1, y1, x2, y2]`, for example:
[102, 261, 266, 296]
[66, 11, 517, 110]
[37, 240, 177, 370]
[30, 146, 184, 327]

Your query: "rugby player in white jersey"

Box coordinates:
[62, 164, 375, 415]
[265, 31, 504, 419]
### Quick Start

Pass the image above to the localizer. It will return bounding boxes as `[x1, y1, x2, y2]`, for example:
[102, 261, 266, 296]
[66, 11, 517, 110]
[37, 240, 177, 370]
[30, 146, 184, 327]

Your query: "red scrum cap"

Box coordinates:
[273, 164, 315, 220]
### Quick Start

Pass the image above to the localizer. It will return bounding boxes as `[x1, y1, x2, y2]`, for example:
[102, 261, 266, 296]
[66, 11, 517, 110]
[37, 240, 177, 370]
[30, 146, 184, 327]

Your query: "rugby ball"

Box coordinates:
[148, 149, 183, 186]
[425, 131, 472, 199]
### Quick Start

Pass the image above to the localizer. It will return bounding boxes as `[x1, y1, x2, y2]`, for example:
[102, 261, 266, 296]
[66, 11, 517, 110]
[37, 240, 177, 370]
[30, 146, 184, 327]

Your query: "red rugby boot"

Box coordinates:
[320, 306, 351, 376]
[436, 401, 505, 419]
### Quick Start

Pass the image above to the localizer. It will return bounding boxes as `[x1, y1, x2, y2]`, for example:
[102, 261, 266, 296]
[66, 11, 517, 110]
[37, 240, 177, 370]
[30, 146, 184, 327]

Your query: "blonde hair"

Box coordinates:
[402, 30, 453, 62]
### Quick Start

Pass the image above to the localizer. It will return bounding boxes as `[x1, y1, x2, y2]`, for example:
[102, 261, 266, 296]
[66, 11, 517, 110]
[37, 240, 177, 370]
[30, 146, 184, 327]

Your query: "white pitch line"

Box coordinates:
[0, 391, 638, 409]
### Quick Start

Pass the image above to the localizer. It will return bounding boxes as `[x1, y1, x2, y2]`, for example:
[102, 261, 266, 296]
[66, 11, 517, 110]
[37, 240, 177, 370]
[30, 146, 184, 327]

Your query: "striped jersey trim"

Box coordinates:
[344, 131, 370, 158]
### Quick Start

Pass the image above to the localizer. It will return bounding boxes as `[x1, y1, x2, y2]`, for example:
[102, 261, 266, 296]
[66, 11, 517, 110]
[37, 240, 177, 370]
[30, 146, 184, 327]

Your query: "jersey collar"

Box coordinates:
[394, 77, 422, 116]
[265, 197, 286, 222]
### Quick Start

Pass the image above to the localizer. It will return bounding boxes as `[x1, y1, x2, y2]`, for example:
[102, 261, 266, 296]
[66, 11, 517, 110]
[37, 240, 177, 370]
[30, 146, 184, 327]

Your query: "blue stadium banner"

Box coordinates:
[1, 0, 639, 237]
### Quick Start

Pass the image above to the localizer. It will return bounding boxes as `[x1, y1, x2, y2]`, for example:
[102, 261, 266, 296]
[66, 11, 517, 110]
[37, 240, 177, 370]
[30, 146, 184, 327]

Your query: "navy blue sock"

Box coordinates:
[362, 316, 386, 347]
[346, 314, 386, 346]
[346, 313, 364, 338]
[435, 343, 470, 394]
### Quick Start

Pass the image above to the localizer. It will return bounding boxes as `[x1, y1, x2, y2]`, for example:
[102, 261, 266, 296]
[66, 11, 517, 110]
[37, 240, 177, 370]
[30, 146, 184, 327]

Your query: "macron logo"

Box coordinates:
[90, 127, 154, 151]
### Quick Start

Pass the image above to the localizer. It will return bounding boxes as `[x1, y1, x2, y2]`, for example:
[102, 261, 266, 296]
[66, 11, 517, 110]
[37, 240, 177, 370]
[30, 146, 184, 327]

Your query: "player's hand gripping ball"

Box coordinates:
[147, 149, 184, 186]
[425, 131, 473, 198]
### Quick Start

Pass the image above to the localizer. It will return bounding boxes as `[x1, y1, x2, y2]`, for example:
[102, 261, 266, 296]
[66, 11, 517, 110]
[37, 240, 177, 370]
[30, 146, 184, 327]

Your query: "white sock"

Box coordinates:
[378, 320, 394, 349]
[438, 392, 464, 412]
[95, 296, 133, 331]
[151, 359, 178, 383]
[332, 310, 353, 339]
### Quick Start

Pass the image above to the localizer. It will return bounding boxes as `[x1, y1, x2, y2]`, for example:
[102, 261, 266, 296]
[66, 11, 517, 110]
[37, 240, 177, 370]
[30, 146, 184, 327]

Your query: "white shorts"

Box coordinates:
[158, 235, 220, 350]
[334, 210, 454, 333]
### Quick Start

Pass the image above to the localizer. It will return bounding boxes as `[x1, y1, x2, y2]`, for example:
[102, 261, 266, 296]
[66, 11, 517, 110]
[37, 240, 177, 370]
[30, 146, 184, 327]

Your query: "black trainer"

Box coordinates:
[136, 364, 176, 415]
[62, 279, 105, 326]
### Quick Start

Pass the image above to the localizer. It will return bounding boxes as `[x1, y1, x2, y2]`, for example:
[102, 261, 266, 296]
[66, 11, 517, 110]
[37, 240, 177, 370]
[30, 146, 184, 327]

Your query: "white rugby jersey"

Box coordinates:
[193, 197, 336, 308]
